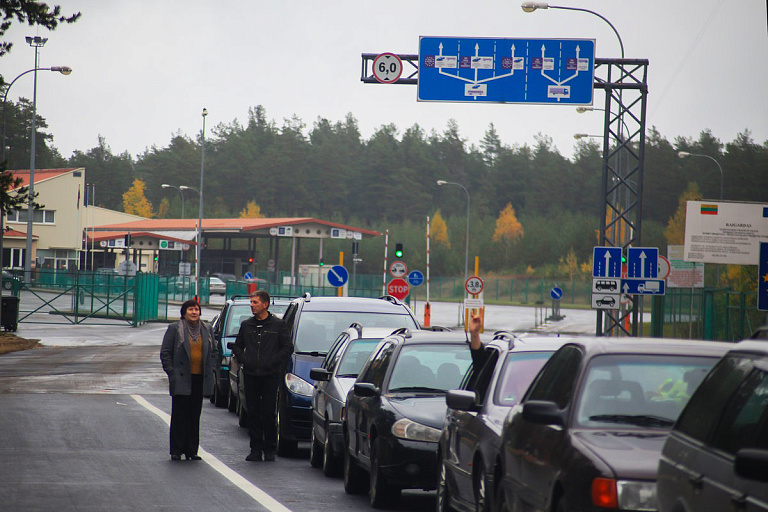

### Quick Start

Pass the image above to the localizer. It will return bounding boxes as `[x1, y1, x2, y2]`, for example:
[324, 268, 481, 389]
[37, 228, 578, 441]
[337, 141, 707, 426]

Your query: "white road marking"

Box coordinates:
[131, 394, 292, 512]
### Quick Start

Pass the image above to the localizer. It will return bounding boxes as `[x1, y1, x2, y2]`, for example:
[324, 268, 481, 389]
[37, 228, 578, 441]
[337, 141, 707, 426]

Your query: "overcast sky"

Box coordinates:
[3, 0, 766, 162]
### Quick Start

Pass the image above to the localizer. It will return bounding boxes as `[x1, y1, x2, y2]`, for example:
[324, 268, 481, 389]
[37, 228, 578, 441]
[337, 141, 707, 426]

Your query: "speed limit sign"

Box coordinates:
[372, 53, 403, 84]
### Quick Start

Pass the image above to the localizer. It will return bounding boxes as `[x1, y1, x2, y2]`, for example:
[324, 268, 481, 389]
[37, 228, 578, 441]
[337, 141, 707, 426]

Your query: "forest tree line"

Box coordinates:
[3, 100, 767, 280]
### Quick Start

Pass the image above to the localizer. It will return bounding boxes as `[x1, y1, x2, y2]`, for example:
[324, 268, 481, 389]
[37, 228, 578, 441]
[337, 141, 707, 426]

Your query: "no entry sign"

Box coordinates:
[387, 278, 410, 300]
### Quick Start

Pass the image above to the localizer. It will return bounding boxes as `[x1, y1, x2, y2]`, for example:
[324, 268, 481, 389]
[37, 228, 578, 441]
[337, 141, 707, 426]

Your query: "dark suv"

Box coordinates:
[657, 339, 768, 512]
[275, 294, 419, 456]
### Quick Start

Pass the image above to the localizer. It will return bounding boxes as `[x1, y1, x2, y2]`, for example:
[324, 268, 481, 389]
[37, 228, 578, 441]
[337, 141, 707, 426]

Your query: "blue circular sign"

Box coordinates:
[407, 270, 425, 287]
[243, 271, 253, 280]
[550, 286, 564, 301]
[327, 265, 349, 287]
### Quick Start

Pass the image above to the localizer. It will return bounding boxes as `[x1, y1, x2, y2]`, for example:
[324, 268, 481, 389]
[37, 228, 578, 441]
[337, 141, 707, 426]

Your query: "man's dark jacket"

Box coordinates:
[232, 313, 293, 376]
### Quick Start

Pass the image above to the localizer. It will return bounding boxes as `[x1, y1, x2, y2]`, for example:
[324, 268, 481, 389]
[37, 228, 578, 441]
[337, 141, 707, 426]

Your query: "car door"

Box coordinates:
[515, 345, 583, 511]
[314, 333, 348, 441]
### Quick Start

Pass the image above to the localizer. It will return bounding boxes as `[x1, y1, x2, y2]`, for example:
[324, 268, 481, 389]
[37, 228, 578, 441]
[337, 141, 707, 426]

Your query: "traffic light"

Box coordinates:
[153, 254, 158, 262]
[319, 258, 325, 266]
[395, 243, 404, 259]
[248, 257, 254, 264]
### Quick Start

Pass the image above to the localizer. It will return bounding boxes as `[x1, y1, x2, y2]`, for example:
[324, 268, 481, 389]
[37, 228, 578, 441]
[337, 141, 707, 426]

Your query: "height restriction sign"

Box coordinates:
[372, 53, 403, 83]
[465, 276, 484, 295]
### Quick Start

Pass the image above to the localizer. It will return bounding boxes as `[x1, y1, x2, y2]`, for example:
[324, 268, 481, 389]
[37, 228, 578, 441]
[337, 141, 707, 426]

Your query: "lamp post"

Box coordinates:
[436, 180, 470, 294]
[520, 2, 624, 58]
[573, 133, 604, 140]
[24, 35, 50, 282]
[161, 184, 185, 219]
[678, 151, 724, 286]
[195, 108, 208, 301]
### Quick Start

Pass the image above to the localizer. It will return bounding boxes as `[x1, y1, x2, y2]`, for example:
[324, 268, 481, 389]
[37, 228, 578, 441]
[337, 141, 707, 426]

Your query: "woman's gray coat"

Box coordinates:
[160, 320, 219, 397]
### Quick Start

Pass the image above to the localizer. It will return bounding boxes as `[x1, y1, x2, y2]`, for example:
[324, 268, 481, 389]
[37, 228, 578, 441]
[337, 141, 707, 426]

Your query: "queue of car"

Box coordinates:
[210, 291, 768, 512]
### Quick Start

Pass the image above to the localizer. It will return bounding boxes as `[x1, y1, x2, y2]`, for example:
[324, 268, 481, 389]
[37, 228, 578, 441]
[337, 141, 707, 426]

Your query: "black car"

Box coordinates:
[657, 339, 768, 512]
[275, 293, 420, 456]
[496, 338, 732, 512]
[438, 333, 569, 512]
[309, 325, 403, 476]
[343, 329, 477, 508]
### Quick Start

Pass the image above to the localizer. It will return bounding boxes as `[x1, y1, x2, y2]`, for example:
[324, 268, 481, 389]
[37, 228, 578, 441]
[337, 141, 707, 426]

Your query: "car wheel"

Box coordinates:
[474, 459, 491, 512]
[2, 280, 11, 291]
[343, 437, 369, 494]
[310, 426, 323, 468]
[436, 451, 452, 512]
[370, 437, 400, 508]
[214, 381, 228, 408]
[276, 410, 298, 457]
[322, 426, 341, 477]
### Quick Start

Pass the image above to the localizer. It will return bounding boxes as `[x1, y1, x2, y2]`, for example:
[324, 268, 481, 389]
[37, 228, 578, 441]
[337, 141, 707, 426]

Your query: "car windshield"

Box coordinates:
[494, 351, 555, 406]
[388, 344, 473, 393]
[270, 303, 289, 318]
[224, 304, 253, 337]
[295, 311, 417, 354]
[574, 354, 719, 428]
[336, 339, 382, 377]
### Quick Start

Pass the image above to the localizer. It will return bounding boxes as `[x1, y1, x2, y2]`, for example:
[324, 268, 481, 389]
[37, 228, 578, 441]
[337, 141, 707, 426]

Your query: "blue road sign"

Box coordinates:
[408, 270, 425, 287]
[243, 271, 253, 280]
[759, 242, 768, 311]
[550, 287, 564, 301]
[621, 279, 666, 295]
[327, 265, 349, 287]
[593, 247, 623, 278]
[418, 37, 595, 105]
[627, 247, 658, 279]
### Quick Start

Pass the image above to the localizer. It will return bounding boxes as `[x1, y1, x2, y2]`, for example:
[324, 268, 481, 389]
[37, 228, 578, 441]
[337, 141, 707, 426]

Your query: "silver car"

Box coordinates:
[309, 325, 404, 476]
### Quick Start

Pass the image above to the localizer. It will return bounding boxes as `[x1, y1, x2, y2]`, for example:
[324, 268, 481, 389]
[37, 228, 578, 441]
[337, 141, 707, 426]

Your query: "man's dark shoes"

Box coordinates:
[263, 451, 276, 462]
[171, 454, 182, 461]
[186, 454, 202, 461]
[246, 451, 263, 462]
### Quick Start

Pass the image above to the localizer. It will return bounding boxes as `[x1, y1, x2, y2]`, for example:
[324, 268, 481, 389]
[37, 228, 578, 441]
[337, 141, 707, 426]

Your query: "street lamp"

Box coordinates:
[574, 133, 604, 140]
[520, 2, 624, 58]
[436, 180, 470, 293]
[678, 151, 723, 200]
[24, 35, 49, 282]
[195, 108, 208, 301]
[161, 184, 185, 219]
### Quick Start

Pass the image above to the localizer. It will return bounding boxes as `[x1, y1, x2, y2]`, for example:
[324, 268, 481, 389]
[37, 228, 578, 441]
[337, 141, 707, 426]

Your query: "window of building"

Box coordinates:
[7, 209, 56, 224]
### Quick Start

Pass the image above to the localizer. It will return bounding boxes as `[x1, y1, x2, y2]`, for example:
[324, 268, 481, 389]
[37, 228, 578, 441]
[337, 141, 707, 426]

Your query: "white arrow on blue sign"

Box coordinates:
[408, 270, 425, 287]
[550, 287, 563, 300]
[327, 265, 349, 287]
[621, 279, 665, 295]
[627, 247, 658, 279]
[593, 247, 623, 278]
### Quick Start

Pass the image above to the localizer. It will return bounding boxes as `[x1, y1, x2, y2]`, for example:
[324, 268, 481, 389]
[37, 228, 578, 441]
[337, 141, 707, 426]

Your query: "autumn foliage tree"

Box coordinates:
[664, 182, 702, 245]
[122, 178, 154, 217]
[240, 200, 265, 218]
[431, 211, 450, 248]
[493, 203, 524, 244]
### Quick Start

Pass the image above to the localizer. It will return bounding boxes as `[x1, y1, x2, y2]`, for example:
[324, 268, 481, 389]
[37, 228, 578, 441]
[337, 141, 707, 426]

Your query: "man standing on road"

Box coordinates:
[231, 290, 293, 461]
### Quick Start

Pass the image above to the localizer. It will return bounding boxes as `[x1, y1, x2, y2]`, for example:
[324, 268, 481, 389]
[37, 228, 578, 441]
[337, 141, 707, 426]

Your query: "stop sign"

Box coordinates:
[387, 278, 410, 300]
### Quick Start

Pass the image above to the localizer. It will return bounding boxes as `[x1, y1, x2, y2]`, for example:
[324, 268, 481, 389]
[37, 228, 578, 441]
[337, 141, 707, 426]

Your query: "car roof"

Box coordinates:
[293, 294, 413, 313]
[486, 333, 574, 353]
[382, 329, 477, 346]
[560, 337, 733, 357]
[726, 339, 768, 357]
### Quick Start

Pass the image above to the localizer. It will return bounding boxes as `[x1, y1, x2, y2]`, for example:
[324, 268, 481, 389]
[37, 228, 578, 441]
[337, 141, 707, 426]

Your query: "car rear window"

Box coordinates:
[494, 351, 555, 406]
[295, 311, 417, 354]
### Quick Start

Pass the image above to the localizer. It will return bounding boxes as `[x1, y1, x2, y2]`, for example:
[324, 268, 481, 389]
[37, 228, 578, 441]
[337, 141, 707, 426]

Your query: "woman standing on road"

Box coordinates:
[160, 300, 219, 461]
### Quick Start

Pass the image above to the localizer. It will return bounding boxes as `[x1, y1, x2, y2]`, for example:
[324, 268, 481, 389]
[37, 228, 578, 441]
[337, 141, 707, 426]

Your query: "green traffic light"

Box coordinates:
[395, 243, 404, 259]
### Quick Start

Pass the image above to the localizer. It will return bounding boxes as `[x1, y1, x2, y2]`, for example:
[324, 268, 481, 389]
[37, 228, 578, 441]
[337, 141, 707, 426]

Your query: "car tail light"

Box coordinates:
[592, 477, 618, 508]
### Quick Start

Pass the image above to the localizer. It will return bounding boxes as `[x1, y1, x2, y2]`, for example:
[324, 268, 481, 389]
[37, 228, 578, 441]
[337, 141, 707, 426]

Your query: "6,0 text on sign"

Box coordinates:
[372, 53, 403, 84]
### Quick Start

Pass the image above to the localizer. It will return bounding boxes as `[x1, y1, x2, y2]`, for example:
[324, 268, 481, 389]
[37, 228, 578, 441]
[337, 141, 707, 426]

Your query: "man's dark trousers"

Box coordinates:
[243, 372, 280, 454]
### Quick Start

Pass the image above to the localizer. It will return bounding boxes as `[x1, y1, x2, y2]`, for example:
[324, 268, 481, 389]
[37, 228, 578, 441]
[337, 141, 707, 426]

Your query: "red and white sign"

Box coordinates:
[372, 53, 403, 84]
[387, 278, 410, 300]
[657, 255, 671, 280]
[465, 276, 484, 295]
[390, 261, 407, 278]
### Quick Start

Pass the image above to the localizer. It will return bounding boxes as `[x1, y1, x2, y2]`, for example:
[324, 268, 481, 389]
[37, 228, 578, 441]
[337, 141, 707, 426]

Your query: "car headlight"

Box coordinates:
[592, 478, 657, 511]
[617, 480, 657, 511]
[285, 373, 314, 397]
[391, 418, 441, 442]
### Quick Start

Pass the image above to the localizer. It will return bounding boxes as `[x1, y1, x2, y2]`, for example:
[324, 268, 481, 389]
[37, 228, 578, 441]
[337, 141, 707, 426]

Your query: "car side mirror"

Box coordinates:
[354, 382, 380, 398]
[310, 368, 331, 382]
[521, 400, 566, 426]
[446, 390, 481, 412]
[735, 448, 768, 482]
[226, 342, 236, 350]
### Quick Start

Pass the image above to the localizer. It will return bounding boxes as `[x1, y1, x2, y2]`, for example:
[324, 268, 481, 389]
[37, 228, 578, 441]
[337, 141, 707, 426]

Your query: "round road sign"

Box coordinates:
[550, 287, 564, 301]
[387, 278, 410, 300]
[658, 255, 671, 280]
[372, 53, 403, 84]
[390, 261, 407, 278]
[465, 276, 484, 295]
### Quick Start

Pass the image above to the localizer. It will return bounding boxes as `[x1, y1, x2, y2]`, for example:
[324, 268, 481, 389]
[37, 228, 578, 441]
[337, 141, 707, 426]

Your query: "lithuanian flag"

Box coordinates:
[701, 204, 718, 215]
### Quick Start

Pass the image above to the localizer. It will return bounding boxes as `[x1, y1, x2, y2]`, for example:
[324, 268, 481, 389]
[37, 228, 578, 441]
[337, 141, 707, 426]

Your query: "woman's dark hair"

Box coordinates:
[180, 299, 200, 319]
